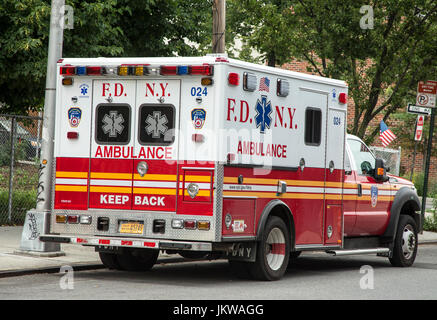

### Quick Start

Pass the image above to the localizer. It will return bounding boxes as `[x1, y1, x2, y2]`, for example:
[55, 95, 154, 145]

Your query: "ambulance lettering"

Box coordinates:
[94, 145, 172, 159]
[100, 194, 129, 205]
[145, 82, 170, 97]
[237, 140, 287, 158]
[102, 82, 126, 97]
[134, 195, 165, 206]
[226, 98, 297, 130]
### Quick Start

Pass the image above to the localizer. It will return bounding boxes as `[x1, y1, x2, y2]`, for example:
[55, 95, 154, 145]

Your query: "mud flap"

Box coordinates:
[226, 242, 257, 262]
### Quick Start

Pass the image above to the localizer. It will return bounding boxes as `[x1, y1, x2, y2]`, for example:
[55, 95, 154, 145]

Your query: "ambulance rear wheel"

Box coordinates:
[248, 216, 290, 281]
[116, 248, 159, 271]
[99, 252, 122, 270]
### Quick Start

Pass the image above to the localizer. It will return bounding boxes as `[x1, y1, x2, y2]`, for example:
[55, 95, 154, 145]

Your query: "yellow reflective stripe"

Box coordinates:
[133, 188, 177, 195]
[90, 186, 132, 194]
[90, 172, 132, 180]
[181, 175, 213, 182]
[178, 190, 212, 197]
[56, 171, 88, 178]
[55, 185, 87, 192]
[133, 174, 177, 181]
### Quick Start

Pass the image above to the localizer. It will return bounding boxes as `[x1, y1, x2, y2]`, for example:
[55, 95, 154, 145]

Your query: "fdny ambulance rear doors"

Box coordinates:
[90, 79, 180, 212]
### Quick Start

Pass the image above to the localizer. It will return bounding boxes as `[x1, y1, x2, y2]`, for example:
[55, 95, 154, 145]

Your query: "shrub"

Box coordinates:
[424, 213, 437, 232]
[0, 189, 37, 225]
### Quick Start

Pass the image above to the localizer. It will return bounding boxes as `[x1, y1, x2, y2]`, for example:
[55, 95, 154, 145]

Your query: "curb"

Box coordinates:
[0, 257, 188, 279]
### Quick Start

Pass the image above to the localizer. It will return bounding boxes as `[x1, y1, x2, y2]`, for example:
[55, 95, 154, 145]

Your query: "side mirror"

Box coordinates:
[374, 158, 389, 182]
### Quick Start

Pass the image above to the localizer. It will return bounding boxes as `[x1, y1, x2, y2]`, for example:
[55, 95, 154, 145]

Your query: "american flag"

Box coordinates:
[379, 120, 396, 147]
[259, 77, 270, 92]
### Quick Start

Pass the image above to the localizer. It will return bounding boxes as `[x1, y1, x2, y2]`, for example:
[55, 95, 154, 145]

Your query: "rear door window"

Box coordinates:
[138, 104, 175, 146]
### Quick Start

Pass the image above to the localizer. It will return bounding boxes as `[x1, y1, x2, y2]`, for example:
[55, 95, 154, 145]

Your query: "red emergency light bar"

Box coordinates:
[160, 64, 213, 76]
[60, 64, 214, 76]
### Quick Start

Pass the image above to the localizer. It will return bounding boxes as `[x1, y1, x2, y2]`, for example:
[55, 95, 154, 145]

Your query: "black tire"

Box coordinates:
[178, 251, 209, 259]
[99, 252, 122, 270]
[247, 216, 290, 281]
[287, 251, 302, 267]
[116, 248, 159, 271]
[389, 215, 418, 267]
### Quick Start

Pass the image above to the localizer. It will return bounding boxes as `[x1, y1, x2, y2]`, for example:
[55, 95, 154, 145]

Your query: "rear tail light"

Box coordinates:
[79, 215, 92, 225]
[56, 214, 67, 224]
[183, 220, 197, 230]
[67, 215, 79, 224]
[197, 221, 210, 231]
[171, 219, 184, 229]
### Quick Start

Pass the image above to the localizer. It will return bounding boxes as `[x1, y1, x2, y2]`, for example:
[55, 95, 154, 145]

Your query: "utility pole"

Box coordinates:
[37, 0, 65, 212]
[18, 0, 65, 255]
[212, 0, 225, 53]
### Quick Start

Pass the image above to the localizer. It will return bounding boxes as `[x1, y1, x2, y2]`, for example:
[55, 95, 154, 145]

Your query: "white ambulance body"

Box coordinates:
[41, 55, 420, 280]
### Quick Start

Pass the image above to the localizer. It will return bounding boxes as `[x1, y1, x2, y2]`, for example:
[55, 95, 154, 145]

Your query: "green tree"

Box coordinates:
[0, 0, 211, 115]
[228, 0, 437, 144]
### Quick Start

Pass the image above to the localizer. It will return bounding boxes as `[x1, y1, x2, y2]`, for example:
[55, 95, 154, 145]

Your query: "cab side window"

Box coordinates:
[347, 139, 376, 176]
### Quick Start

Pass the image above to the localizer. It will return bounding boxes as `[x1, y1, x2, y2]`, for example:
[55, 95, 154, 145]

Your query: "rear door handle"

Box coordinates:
[357, 184, 362, 197]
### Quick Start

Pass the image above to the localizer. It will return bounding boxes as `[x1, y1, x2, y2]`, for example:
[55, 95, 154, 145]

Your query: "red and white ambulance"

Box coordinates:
[41, 55, 421, 280]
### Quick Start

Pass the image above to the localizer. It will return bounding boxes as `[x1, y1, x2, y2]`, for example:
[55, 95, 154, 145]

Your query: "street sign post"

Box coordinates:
[418, 80, 437, 231]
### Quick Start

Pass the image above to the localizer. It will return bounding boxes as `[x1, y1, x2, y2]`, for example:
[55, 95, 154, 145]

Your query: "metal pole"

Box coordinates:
[409, 142, 417, 181]
[421, 108, 435, 232]
[36, 0, 64, 212]
[7, 117, 16, 224]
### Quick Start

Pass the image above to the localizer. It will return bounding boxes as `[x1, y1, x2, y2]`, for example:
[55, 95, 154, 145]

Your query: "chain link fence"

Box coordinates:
[369, 145, 401, 176]
[0, 114, 43, 225]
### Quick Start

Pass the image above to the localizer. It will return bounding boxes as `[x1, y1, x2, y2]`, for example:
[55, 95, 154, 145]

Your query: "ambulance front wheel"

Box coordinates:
[249, 216, 290, 281]
[389, 215, 418, 267]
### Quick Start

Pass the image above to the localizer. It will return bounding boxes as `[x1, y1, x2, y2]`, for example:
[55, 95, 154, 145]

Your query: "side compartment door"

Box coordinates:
[89, 80, 136, 210]
[324, 108, 345, 245]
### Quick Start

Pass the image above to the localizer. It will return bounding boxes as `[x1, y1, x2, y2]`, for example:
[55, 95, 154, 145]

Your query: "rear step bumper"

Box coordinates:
[40, 234, 212, 251]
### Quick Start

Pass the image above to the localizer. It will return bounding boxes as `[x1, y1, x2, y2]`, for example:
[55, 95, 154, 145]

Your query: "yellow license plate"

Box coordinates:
[119, 222, 144, 234]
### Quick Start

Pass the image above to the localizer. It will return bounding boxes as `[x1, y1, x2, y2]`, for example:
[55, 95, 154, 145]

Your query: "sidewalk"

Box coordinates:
[1, 225, 437, 278]
[0, 226, 184, 278]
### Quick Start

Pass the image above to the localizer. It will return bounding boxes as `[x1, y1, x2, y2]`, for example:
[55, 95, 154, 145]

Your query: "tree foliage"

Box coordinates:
[228, 0, 437, 143]
[0, 0, 211, 114]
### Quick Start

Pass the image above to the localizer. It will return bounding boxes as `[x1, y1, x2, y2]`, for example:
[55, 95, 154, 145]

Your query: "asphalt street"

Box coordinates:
[1, 243, 436, 300]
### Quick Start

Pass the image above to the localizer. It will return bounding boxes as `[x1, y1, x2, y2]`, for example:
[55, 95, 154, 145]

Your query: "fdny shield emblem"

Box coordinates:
[371, 185, 378, 208]
[191, 108, 206, 129]
[68, 107, 82, 127]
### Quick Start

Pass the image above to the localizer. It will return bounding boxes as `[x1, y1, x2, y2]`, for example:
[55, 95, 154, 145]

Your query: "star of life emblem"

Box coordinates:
[254, 95, 272, 133]
[146, 111, 168, 138]
[102, 111, 125, 137]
